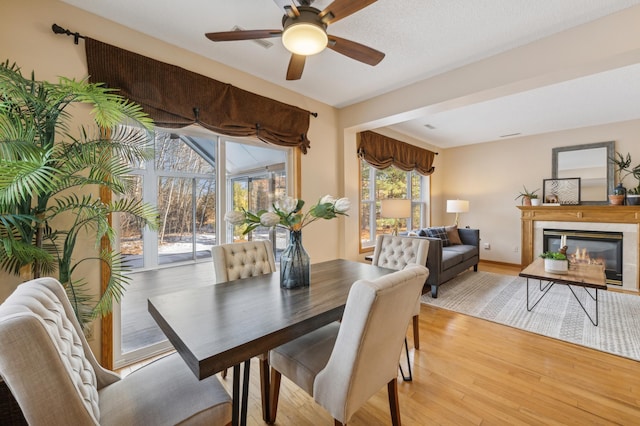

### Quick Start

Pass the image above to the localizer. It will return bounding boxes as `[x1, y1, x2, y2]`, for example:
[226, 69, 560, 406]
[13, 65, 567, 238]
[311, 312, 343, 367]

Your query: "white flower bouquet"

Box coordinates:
[225, 195, 350, 233]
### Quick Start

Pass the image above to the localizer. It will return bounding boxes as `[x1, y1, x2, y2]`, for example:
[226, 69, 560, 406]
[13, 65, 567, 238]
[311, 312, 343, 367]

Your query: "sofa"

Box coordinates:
[405, 226, 480, 298]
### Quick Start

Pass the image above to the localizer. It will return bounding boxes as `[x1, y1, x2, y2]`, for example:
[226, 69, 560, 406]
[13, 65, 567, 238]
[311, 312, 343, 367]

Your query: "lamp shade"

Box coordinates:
[446, 199, 469, 213]
[381, 199, 412, 219]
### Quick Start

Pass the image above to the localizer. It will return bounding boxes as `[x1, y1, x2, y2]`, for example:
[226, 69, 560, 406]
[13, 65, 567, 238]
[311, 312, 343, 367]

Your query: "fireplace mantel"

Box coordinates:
[517, 205, 640, 266]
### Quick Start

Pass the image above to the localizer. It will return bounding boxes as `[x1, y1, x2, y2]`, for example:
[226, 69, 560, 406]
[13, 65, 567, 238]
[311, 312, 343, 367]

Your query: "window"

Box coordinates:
[115, 126, 294, 367]
[360, 160, 426, 249]
[121, 130, 216, 268]
[226, 141, 289, 259]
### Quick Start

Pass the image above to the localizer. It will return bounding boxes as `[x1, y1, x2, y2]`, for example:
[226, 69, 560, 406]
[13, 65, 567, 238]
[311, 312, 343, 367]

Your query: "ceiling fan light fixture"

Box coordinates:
[282, 22, 328, 56]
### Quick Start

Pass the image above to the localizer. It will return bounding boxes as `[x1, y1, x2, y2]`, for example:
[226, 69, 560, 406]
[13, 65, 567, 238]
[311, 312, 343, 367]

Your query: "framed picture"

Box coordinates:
[543, 178, 581, 205]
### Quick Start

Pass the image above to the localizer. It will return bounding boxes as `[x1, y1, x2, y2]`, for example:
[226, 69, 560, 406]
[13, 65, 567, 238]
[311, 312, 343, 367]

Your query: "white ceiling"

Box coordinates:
[62, 0, 640, 148]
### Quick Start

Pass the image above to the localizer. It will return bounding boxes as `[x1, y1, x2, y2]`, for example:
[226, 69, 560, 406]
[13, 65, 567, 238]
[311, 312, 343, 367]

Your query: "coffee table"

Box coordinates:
[519, 258, 606, 326]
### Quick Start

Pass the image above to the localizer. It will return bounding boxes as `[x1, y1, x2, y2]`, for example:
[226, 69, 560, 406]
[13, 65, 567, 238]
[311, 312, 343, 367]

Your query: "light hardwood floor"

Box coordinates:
[122, 262, 640, 425]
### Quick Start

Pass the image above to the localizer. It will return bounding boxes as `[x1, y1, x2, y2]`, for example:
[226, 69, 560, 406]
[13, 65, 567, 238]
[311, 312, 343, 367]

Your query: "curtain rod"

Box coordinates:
[51, 23, 318, 118]
[52, 23, 85, 44]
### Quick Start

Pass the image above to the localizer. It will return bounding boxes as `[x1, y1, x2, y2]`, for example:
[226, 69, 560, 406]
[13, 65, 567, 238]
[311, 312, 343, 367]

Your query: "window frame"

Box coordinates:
[110, 126, 299, 369]
[358, 161, 428, 252]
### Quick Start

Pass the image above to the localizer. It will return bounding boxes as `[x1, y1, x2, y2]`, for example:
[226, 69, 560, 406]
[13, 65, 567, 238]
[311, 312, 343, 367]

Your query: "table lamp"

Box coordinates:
[446, 199, 469, 226]
[381, 198, 412, 235]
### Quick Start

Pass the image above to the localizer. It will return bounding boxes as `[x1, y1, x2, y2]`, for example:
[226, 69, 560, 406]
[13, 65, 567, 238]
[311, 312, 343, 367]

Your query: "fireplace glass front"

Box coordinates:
[543, 229, 622, 286]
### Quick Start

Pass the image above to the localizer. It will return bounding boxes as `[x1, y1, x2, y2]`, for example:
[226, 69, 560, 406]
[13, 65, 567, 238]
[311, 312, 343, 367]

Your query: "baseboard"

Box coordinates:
[479, 259, 520, 268]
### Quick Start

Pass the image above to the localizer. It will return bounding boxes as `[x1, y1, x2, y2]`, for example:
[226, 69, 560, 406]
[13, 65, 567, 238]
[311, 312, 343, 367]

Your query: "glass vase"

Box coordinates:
[280, 230, 310, 289]
[613, 183, 627, 205]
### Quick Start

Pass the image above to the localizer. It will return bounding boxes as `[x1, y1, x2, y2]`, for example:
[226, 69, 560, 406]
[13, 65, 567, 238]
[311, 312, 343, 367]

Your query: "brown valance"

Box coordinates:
[85, 38, 311, 153]
[357, 131, 436, 175]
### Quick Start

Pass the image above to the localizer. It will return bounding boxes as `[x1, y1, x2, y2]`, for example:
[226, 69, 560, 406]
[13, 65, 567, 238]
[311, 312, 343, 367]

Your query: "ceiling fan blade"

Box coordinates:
[205, 29, 282, 42]
[286, 54, 306, 80]
[327, 35, 385, 66]
[286, 2, 300, 17]
[319, 0, 377, 24]
[272, 0, 295, 12]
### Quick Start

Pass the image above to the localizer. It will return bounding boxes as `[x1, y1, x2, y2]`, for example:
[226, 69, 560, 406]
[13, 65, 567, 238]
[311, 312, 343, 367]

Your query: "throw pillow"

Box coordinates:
[445, 225, 463, 245]
[427, 226, 450, 247]
[418, 229, 428, 237]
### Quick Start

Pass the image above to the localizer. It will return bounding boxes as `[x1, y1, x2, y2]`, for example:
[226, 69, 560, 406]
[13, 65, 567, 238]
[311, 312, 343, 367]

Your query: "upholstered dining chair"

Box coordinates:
[211, 240, 276, 284]
[268, 264, 429, 425]
[371, 234, 430, 350]
[0, 277, 232, 426]
[211, 239, 276, 422]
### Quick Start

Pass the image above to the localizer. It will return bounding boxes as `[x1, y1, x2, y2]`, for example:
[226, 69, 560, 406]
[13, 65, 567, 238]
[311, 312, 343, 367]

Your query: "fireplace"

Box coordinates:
[543, 229, 623, 286]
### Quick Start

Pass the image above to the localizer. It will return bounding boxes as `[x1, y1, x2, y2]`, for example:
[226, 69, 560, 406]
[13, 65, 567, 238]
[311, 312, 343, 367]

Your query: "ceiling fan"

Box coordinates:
[205, 0, 385, 80]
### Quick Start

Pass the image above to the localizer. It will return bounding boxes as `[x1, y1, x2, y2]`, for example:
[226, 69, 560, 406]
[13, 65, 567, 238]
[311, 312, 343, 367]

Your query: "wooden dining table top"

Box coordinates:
[148, 258, 394, 380]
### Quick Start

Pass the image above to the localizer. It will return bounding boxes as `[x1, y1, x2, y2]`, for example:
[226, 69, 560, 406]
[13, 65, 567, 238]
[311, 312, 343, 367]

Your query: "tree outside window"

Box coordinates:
[360, 161, 424, 249]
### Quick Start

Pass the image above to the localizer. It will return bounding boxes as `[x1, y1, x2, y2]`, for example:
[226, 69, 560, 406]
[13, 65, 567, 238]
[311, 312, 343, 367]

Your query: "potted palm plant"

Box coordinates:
[0, 60, 158, 325]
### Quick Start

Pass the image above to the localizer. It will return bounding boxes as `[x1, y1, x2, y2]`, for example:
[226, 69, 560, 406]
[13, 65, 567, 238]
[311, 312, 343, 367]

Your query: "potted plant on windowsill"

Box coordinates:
[515, 186, 540, 206]
[540, 251, 569, 274]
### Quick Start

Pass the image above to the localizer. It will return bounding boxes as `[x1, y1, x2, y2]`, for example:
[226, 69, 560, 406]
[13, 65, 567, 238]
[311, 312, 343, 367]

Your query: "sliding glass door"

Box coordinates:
[114, 128, 293, 368]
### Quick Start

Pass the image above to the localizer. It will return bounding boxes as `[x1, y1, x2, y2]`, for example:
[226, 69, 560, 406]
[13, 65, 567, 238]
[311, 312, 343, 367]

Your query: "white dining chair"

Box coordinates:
[371, 234, 430, 350]
[268, 264, 429, 425]
[0, 277, 232, 426]
[211, 240, 276, 422]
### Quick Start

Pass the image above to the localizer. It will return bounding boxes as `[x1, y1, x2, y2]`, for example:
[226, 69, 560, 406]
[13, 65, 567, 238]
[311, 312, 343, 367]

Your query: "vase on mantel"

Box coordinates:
[610, 183, 627, 205]
[280, 230, 310, 289]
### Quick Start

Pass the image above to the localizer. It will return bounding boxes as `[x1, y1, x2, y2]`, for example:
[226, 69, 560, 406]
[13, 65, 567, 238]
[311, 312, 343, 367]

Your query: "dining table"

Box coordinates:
[148, 258, 394, 426]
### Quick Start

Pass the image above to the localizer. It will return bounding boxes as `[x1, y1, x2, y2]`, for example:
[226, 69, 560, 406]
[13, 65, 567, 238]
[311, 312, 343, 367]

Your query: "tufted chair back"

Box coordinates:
[211, 240, 277, 284]
[372, 234, 430, 271]
[0, 277, 119, 424]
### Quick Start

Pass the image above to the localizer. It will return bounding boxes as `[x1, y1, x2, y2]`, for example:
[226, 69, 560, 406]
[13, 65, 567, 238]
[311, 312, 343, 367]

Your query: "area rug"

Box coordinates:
[421, 270, 640, 362]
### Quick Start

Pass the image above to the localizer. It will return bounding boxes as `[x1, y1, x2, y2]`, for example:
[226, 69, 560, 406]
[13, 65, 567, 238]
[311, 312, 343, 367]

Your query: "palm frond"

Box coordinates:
[108, 198, 159, 231]
[56, 77, 153, 130]
[86, 249, 133, 319]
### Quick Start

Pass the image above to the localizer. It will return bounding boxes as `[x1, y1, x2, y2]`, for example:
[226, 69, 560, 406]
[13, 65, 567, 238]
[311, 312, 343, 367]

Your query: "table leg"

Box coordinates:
[232, 364, 240, 426]
[231, 361, 252, 426]
[566, 285, 599, 326]
[527, 278, 554, 311]
[398, 338, 412, 382]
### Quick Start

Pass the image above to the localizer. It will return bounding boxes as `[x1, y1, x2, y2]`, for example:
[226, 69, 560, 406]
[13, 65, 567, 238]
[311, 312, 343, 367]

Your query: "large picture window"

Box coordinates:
[360, 161, 426, 250]
[115, 126, 293, 367]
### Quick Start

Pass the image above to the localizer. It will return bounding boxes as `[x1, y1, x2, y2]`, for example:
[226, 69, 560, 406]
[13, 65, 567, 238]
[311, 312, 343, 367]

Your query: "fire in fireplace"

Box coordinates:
[543, 229, 623, 286]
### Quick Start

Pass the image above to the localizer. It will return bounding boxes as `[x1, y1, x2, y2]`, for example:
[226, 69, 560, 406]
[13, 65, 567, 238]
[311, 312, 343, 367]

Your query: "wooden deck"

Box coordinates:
[121, 262, 214, 352]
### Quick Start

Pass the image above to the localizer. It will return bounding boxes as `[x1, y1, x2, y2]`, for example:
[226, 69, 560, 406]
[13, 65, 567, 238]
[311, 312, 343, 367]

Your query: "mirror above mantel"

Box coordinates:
[551, 141, 614, 205]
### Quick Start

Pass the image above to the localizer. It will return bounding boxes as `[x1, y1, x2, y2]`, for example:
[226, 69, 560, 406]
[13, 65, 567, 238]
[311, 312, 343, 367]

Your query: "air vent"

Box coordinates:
[500, 132, 521, 138]
[232, 26, 273, 49]
[423, 124, 436, 130]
